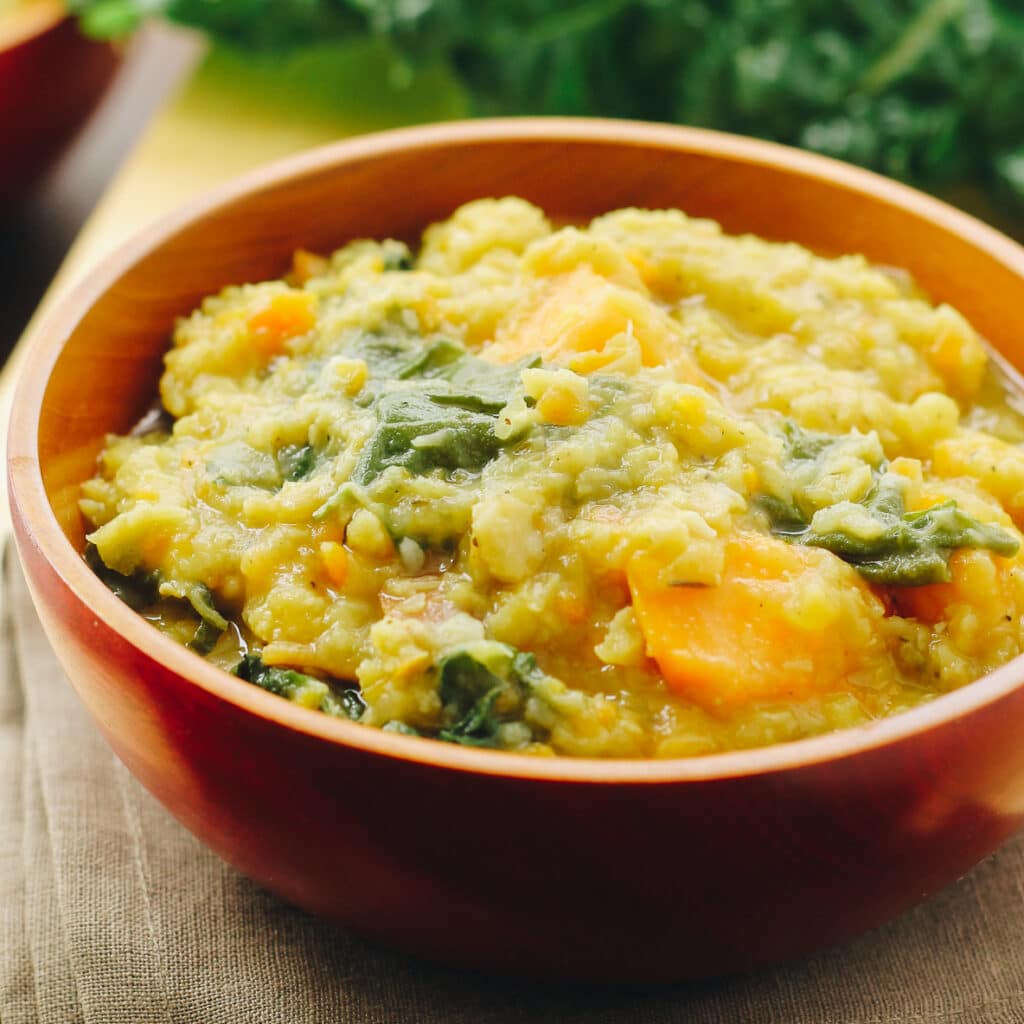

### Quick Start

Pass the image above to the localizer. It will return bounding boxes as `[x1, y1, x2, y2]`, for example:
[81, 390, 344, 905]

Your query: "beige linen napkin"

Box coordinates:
[3, 548, 1024, 1024]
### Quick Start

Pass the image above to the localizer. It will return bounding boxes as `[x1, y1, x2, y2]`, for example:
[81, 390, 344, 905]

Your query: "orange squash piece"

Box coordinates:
[892, 548, 1018, 627]
[319, 541, 349, 588]
[488, 267, 704, 383]
[248, 291, 316, 356]
[627, 533, 879, 712]
[290, 249, 329, 285]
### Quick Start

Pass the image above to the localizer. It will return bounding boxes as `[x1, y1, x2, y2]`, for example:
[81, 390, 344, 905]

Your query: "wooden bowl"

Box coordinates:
[10, 119, 1024, 982]
[0, 1, 119, 201]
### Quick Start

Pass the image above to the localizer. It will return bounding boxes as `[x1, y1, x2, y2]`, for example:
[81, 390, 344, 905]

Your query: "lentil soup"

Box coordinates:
[81, 199, 1024, 757]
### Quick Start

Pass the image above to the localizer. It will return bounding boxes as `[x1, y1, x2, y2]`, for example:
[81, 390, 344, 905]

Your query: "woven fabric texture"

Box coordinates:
[2, 550, 1024, 1024]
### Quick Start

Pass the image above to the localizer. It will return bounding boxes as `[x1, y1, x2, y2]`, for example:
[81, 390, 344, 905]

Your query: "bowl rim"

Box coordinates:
[0, 0, 67, 51]
[11, 115, 1024, 784]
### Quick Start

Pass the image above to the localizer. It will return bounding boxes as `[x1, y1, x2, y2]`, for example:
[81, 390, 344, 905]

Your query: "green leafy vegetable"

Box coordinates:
[207, 441, 281, 490]
[760, 473, 1019, 585]
[755, 494, 809, 536]
[382, 246, 414, 271]
[71, 0, 366, 46]
[348, 335, 464, 385]
[186, 584, 229, 632]
[425, 351, 539, 413]
[84, 544, 162, 610]
[321, 686, 369, 720]
[438, 658, 505, 746]
[68, 1, 1024, 224]
[188, 619, 224, 655]
[807, 490, 1018, 584]
[435, 644, 544, 747]
[278, 442, 318, 481]
[779, 419, 835, 464]
[352, 391, 507, 484]
[233, 652, 365, 719]
[185, 584, 227, 652]
[86, 544, 231, 646]
[348, 335, 538, 485]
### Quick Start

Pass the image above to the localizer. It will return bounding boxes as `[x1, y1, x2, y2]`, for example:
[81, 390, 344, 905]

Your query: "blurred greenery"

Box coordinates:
[69, 0, 1024, 232]
[188, 37, 465, 131]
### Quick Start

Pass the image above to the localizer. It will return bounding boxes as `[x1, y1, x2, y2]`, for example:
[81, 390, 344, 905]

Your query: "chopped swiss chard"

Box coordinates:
[278, 442, 317, 481]
[321, 686, 368, 721]
[381, 244, 413, 271]
[437, 651, 507, 747]
[188, 618, 223, 656]
[186, 584, 229, 632]
[435, 644, 544, 748]
[761, 475, 1019, 586]
[85, 544, 162, 610]
[382, 721, 420, 736]
[345, 334, 457, 382]
[347, 335, 540, 485]
[233, 653, 364, 719]
[351, 390, 508, 484]
[207, 441, 281, 490]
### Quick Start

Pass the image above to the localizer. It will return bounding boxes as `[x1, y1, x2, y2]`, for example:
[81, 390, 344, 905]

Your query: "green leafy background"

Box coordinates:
[69, 0, 1024, 233]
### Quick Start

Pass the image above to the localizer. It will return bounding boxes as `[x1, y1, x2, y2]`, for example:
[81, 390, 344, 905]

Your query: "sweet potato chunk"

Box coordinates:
[248, 291, 316, 356]
[488, 267, 704, 383]
[892, 547, 1020, 627]
[628, 533, 881, 712]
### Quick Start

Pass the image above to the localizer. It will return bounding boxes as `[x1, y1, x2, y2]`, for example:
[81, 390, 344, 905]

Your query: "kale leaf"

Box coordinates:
[188, 619, 224, 656]
[233, 652, 366, 719]
[434, 645, 544, 747]
[278, 442, 318, 482]
[86, 544, 230, 650]
[185, 584, 229, 631]
[348, 335, 538, 485]
[85, 543, 162, 610]
[351, 391, 507, 484]
[760, 469, 1020, 586]
[69, 1, 1024, 224]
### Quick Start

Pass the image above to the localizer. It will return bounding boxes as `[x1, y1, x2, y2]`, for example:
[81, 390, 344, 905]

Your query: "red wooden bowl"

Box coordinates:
[9, 120, 1024, 982]
[0, 1, 118, 201]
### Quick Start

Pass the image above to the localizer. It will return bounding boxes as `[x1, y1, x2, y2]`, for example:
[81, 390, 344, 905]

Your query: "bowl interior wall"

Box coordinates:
[38, 133, 1024, 547]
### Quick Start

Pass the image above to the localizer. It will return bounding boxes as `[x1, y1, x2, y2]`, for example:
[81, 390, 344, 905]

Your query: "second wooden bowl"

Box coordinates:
[0, 1, 119, 201]
[9, 119, 1024, 981]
